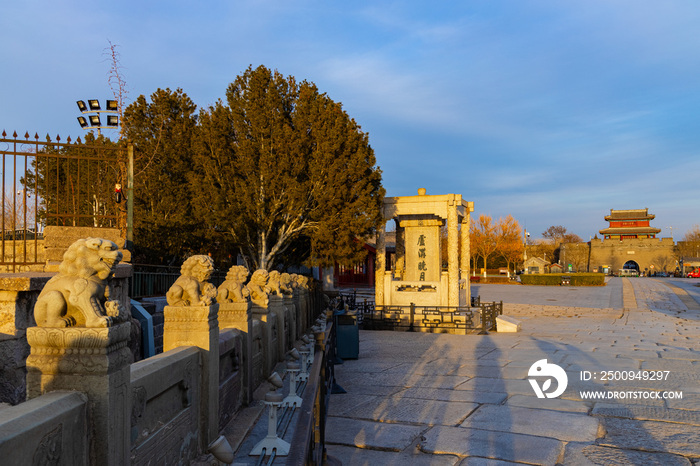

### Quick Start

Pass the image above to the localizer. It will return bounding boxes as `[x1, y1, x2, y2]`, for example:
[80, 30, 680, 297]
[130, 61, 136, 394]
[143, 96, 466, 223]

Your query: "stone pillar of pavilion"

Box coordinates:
[447, 195, 460, 307]
[375, 222, 387, 306]
[460, 210, 471, 302]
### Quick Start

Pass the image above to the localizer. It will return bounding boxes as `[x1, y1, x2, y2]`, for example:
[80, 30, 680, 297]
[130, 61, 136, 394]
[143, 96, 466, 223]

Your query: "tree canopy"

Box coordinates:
[193, 65, 384, 270]
[677, 224, 700, 260]
[542, 225, 582, 245]
[470, 214, 523, 272]
[537, 225, 583, 264]
[123, 88, 204, 263]
[123, 66, 384, 269]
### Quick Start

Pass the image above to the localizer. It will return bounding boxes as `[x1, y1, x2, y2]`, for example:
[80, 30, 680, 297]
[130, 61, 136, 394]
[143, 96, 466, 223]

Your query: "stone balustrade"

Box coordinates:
[0, 241, 323, 464]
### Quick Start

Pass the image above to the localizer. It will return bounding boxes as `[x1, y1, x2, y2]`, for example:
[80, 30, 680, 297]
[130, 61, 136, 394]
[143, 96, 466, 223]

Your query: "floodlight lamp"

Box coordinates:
[106, 100, 118, 111]
[76, 100, 88, 112]
[89, 114, 101, 126]
[88, 99, 101, 111]
[77, 116, 89, 128]
[106, 115, 119, 127]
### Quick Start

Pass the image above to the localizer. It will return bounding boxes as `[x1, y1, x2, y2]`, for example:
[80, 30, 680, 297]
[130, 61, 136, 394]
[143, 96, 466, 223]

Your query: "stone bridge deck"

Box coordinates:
[326, 278, 700, 465]
[197, 277, 700, 464]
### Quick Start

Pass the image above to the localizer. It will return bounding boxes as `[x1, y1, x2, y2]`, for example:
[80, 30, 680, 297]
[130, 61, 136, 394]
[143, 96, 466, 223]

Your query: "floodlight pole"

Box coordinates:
[76, 99, 120, 136]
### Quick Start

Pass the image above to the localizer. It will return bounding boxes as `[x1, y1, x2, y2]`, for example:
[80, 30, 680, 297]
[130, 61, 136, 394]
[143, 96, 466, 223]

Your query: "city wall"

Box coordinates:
[560, 238, 676, 273]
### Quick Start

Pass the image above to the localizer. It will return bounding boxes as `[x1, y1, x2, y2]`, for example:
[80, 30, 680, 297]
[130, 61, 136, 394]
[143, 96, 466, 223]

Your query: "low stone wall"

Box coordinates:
[0, 391, 88, 464]
[0, 239, 45, 272]
[43, 226, 131, 270]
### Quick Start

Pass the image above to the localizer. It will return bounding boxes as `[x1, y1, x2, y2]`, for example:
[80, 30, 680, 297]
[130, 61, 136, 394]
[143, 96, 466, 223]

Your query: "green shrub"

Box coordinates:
[520, 273, 605, 286]
[481, 276, 513, 284]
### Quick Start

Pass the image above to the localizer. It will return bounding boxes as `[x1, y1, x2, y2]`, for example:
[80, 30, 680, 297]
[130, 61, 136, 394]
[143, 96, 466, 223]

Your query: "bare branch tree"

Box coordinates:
[104, 40, 128, 140]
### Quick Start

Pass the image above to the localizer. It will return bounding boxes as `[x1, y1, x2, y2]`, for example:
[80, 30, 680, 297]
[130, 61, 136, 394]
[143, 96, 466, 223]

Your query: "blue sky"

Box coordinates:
[2, 1, 700, 241]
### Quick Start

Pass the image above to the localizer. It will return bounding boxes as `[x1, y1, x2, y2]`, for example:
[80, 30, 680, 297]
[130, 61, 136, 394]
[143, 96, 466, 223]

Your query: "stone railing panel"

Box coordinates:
[130, 346, 201, 465]
[0, 391, 88, 465]
[218, 329, 243, 430]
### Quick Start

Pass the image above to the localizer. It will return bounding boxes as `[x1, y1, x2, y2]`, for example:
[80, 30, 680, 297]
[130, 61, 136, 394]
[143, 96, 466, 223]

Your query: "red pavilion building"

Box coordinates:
[598, 208, 661, 241]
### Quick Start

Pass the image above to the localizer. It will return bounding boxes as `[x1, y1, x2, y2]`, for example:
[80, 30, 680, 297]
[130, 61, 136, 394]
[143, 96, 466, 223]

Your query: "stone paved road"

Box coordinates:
[326, 277, 700, 465]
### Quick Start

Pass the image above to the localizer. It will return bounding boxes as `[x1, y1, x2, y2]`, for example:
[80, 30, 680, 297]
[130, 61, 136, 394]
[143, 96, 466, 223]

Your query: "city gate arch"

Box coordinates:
[623, 260, 639, 271]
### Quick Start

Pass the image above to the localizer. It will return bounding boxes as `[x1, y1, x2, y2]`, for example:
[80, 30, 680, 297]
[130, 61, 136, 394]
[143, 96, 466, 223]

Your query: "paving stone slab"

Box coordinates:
[421, 426, 563, 465]
[453, 377, 533, 396]
[452, 358, 510, 368]
[597, 417, 700, 457]
[326, 444, 460, 466]
[328, 393, 378, 416]
[563, 441, 692, 465]
[336, 371, 470, 389]
[334, 380, 406, 397]
[325, 416, 425, 450]
[450, 365, 514, 379]
[383, 362, 479, 377]
[505, 394, 590, 413]
[450, 363, 530, 379]
[337, 361, 406, 372]
[400, 387, 507, 405]
[511, 340, 573, 352]
[666, 392, 700, 410]
[459, 458, 522, 465]
[460, 405, 600, 442]
[591, 403, 700, 425]
[343, 395, 478, 426]
[564, 357, 641, 372]
[477, 349, 566, 364]
[641, 359, 699, 371]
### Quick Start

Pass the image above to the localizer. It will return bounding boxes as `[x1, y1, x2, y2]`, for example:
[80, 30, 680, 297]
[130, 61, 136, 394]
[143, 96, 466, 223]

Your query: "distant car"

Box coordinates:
[687, 270, 700, 278]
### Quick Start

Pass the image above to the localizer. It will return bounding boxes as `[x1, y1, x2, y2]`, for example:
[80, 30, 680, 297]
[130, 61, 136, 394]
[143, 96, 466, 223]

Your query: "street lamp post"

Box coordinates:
[76, 99, 119, 136]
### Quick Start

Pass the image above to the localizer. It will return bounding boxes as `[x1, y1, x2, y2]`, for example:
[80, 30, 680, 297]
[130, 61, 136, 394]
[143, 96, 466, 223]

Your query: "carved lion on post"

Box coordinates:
[248, 269, 270, 307]
[34, 238, 126, 328]
[280, 273, 294, 297]
[217, 265, 250, 303]
[166, 255, 217, 306]
[267, 270, 283, 296]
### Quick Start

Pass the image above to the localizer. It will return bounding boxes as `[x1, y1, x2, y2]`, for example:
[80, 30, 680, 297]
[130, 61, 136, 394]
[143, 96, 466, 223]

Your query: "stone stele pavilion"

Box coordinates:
[375, 189, 474, 308]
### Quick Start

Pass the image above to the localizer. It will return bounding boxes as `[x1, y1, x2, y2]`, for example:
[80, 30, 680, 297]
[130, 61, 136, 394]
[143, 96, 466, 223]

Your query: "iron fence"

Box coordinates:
[0, 131, 129, 270]
[358, 300, 503, 333]
[129, 264, 228, 299]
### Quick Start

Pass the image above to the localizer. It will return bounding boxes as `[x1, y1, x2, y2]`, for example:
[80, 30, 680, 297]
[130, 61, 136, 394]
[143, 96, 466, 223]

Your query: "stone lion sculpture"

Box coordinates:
[248, 269, 271, 307]
[295, 274, 310, 290]
[289, 273, 299, 289]
[34, 238, 126, 328]
[217, 265, 250, 303]
[166, 255, 217, 306]
[267, 270, 283, 296]
[280, 273, 294, 296]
